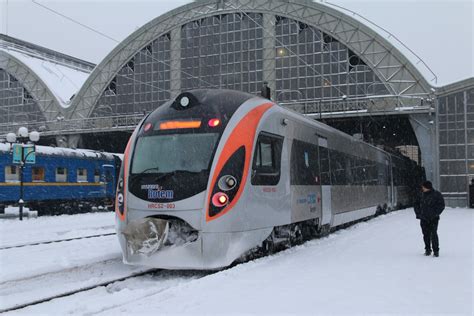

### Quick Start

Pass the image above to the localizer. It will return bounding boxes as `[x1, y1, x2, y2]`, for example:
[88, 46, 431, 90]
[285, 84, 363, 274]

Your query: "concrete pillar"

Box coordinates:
[170, 27, 181, 98]
[409, 113, 438, 188]
[262, 13, 276, 100]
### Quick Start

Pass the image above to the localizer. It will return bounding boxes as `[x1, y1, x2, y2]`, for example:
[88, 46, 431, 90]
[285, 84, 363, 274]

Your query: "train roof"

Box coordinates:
[0, 143, 117, 160]
[273, 102, 389, 156]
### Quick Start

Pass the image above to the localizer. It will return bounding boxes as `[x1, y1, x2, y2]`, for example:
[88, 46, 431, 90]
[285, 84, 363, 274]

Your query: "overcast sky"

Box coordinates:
[1, 0, 472, 86]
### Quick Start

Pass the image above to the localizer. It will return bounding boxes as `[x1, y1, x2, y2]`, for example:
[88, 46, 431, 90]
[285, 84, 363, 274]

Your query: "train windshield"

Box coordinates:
[131, 133, 219, 175]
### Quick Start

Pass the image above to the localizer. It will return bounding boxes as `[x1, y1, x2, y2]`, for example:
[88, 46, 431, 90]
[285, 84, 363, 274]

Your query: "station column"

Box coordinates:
[170, 27, 181, 98]
[262, 13, 276, 100]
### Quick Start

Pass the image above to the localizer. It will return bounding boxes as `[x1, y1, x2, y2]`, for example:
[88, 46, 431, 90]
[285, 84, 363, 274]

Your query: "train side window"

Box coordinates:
[5, 166, 19, 182]
[77, 168, 88, 182]
[252, 132, 283, 186]
[94, 169, 100, 182]
[105, 170, 113, 183]
[330, 150, 346, 185]
[319, 147, 331, 185]
[32, 167, 45, 182]
[290, 139, 320, 185]
[55, 167, 68, 182]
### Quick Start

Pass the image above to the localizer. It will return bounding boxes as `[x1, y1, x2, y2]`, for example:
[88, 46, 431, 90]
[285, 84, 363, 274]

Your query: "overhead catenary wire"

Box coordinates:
[32, 0, 371, 105]
[227, 5, 350, 100]
[31, 0, 220, 95]
[228, 5, 396, 139]
[29, 0, 414, 125]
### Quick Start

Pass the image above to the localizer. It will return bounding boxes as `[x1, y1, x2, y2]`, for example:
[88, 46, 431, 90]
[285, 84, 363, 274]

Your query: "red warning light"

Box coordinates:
[208, 118, 221, 127]
[218, 195, 228, 204]
[212, 192, 229, 207]
[144, 123, 153, 132]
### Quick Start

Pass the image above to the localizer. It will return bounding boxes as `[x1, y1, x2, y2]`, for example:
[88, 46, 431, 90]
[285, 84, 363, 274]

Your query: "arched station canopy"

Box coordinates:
[0, 34, 93, 135]
[67, 0, 432, 121]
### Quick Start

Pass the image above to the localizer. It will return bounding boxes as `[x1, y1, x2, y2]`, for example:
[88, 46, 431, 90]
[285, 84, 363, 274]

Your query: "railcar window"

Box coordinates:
[260, 143, 273, 167]
[32, 167, 45, 182]
[105, 170, 113, 183]
[328, 149, 382, 186]
[319, 146, 330, 185]
[330, 150, 347, 185]
[77, 168, 88, 182]
[5, 166, 19, 182]
[55, 167, 68, 182]
[252, 132, 283, 186]
[94, 169, 100, 182]
[290, 139, 320, 185]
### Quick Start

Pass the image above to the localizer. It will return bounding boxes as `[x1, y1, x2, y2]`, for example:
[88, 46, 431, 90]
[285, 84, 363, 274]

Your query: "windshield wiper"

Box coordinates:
[135, 167, 160, 174]
[130, 169, 207, 186]
[154, 170, 203, 181]
[130, 167, 160, 186]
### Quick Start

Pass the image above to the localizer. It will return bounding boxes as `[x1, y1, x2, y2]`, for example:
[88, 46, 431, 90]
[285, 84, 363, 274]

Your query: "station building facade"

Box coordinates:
[0, 34, 93, 146]
[436, 78, 474, 206]
[0, 0, 473, 206]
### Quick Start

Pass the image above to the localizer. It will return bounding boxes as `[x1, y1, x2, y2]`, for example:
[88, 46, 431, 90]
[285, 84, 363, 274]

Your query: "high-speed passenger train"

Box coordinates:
[116, 89, 422, 270]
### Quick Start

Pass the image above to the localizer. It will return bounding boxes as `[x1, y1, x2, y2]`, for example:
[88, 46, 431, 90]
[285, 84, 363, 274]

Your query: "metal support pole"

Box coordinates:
[18, 144, 36, 220]
[19, 147, 24, 221]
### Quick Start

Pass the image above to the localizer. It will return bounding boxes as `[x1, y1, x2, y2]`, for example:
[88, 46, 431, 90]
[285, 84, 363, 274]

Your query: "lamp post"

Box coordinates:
[6, 127, 40, 221]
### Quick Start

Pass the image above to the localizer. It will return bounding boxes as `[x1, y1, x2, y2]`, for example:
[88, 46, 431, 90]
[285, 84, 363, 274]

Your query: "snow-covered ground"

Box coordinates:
[0, 212, 115, 248]
[1, 208, 473, 315]
[0, 212, 149, 312]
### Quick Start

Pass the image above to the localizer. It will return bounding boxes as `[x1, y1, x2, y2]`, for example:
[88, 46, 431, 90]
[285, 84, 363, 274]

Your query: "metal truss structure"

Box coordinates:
[68, 0, 433, 125]
[0, 34, 94, 135]
[0, 50, 59, 134]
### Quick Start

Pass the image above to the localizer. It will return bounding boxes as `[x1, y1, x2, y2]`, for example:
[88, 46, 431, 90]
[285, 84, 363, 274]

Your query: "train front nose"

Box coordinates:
[121, 215, 199, 256]
[121, 217, 170, 256]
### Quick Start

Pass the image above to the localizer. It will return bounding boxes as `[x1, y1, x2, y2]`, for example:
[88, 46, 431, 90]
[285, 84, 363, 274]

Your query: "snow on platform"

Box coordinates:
[2, 208, 473, 315]
[0, 212, 115, 248]
[106, 208, 471, 315]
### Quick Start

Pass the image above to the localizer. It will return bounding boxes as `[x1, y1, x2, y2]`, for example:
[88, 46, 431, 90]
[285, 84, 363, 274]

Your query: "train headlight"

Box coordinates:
[212, 192, 229, 207]
[117, 193, 124, 204]
[218, 175, 237, 191]
[226, 177, 236, 187]
[180, 96, 190, 107]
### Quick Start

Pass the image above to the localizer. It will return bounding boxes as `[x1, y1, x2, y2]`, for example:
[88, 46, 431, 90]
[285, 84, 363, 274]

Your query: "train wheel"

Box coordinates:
[375, 205, 383, 216]
[262, 231, 275, 255]
[290, 225, 304, 246]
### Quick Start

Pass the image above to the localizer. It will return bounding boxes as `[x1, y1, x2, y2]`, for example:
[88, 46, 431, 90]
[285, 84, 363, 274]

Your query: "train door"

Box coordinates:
[289, 139, 322, 224]
[102, 164, 115, 195]
[318, 137, 332, 227]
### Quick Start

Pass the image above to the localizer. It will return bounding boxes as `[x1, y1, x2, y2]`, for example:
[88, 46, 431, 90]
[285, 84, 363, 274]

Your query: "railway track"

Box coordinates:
[0, 232, 116, 251]
[0, 269, 158, 314]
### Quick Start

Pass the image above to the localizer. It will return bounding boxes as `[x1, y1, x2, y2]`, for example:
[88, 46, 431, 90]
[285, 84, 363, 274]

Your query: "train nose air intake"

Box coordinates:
[122, 218, 169, 256]
[122, 217, 199, 256]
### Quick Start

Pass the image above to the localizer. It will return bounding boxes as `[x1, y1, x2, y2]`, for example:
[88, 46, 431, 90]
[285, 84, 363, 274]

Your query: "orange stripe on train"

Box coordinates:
[116, 136, 133, 222]
[206, 102, 273, 222]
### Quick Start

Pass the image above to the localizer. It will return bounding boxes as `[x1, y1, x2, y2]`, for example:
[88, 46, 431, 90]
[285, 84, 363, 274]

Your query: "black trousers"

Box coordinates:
[420, 217, 439, 252]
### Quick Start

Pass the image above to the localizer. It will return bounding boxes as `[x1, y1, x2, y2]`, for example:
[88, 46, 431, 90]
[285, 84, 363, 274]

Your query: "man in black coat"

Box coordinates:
[414, 181, 445, 257]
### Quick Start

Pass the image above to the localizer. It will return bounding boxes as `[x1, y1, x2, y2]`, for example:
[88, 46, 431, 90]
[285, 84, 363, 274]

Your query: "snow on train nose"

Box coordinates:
[121, 217, 199, 256]
[122, 218, 169, 255]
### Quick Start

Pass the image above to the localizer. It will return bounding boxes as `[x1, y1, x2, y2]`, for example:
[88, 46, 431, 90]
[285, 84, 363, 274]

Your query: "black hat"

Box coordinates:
[422, 181, 433, 190]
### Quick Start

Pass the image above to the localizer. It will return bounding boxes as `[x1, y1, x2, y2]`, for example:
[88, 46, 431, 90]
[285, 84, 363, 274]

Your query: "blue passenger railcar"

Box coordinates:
[0, 143, 121, 215]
